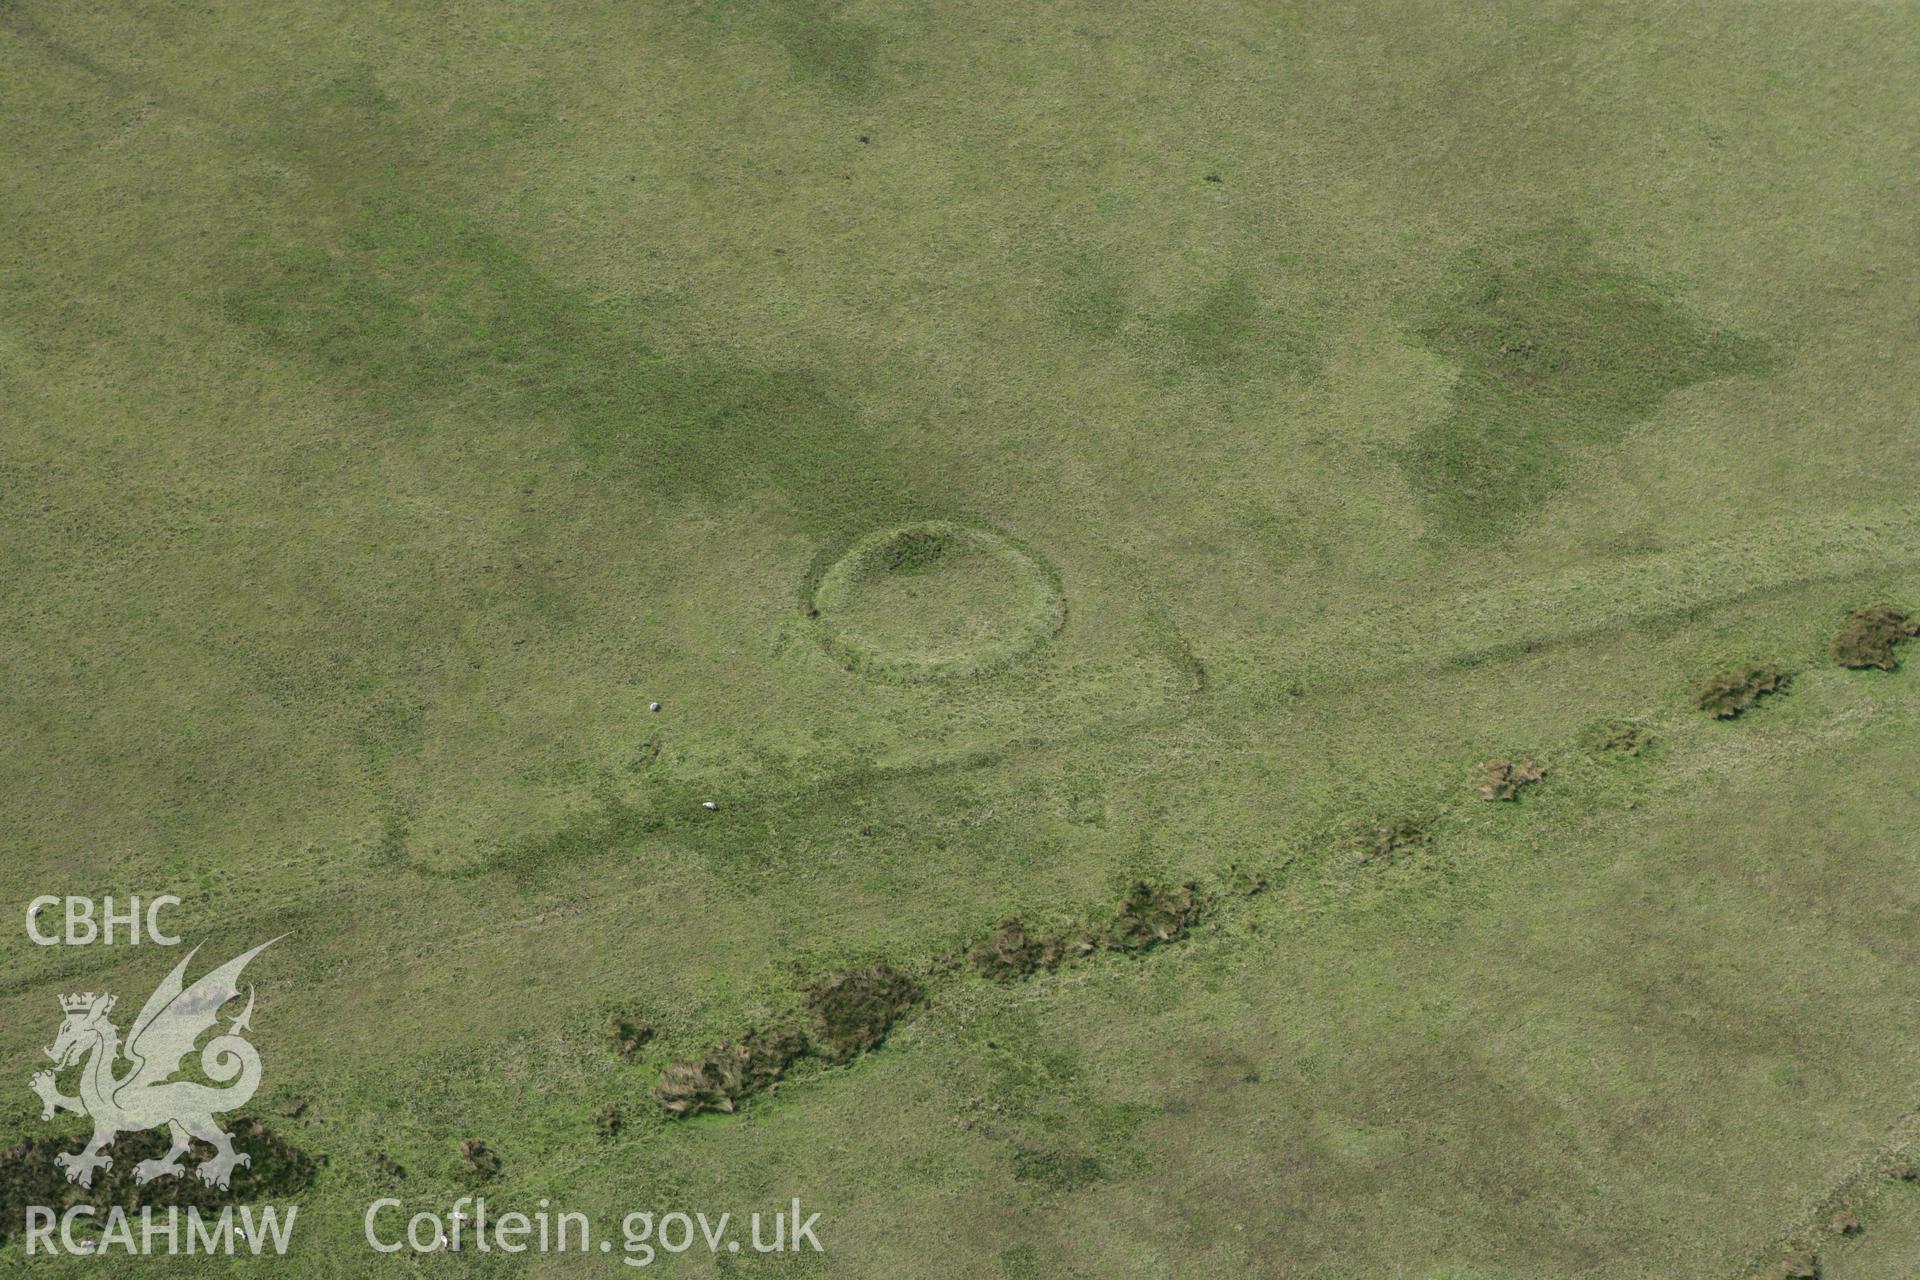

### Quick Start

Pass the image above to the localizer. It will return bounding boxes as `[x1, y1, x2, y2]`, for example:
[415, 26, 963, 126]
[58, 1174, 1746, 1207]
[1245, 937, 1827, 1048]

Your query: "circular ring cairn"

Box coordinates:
[810, 521, 1065, 682]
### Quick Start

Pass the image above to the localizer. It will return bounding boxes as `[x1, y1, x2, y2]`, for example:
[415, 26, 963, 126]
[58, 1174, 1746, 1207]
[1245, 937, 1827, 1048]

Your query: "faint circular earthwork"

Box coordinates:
[808, 521, 1066, 681]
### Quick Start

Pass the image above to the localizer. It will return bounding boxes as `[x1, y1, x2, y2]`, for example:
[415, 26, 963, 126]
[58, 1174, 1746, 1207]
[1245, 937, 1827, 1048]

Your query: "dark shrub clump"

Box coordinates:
[458, 1138, 501, 1181]
[803, 965, 922, 1064]
[1475, 758, 1544, 801]
[371, 1150, 405, 1186]
[656, 1025, 810, 1118]
[0, 1120, 320, 1244]
[607, 1013, 655, 1060]
[1832, 606, 1918, 671]
[1694, 666, 1791, 719]
[968, 918, 1095, 982]
[1100, 882, 1203, 952]
[1221, 861, 1268, 895]
[969, 882, 1203, 982]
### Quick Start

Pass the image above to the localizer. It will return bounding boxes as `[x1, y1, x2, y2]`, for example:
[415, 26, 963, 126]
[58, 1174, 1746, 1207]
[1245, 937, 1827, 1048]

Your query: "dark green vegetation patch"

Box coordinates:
[970, 881, 1205, 981]
[652, 880, 1211, 1117]
[1411, 226, 1762, 540]
[1353, 819, 1431, 863]
[370, 1150, 405, 1187]
[458, 1137, 502, 1182]
[1100, 881, 1204, 953]
[230, 201, 900, 533]
[1011, 1146, 1105, 1194]
[656, 1026, 812, 1118]
[969, 917, 1098, 982]
[0, 1121, 320, 1244]
[803, 964, 923, 1064]
[1220, 861, 1269, 896]
[1695, 666, 1793, 719]
[757, 0, 881, 96]
[1831, 605, 1919, 671]
[1584, 718, 1654, 756]
[880, 526, 952, 575]
[1758, 1248, 1821, 1279]
[606, 1012, 656, 1060]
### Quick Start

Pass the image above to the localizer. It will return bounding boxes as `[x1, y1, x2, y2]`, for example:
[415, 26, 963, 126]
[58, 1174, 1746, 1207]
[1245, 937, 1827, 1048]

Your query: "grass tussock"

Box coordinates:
[1011, 1146, 1104, 1193]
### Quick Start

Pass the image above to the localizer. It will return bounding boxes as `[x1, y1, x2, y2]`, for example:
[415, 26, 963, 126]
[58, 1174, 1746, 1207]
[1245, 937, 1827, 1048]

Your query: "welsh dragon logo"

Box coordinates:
[28, 939, 278, 1191]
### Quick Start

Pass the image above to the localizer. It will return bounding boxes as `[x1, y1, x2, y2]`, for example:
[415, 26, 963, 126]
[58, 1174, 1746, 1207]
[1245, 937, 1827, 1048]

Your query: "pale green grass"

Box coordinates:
[3, 0, 1919, 1275]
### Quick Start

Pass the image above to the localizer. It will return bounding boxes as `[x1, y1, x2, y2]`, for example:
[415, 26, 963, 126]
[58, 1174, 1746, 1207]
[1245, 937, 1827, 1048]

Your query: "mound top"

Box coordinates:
[809, 521, 1065, 682]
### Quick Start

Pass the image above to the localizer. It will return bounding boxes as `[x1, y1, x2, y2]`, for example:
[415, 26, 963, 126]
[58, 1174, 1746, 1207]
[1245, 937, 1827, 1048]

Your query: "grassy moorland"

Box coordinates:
[2, 2, 1917, 1276]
